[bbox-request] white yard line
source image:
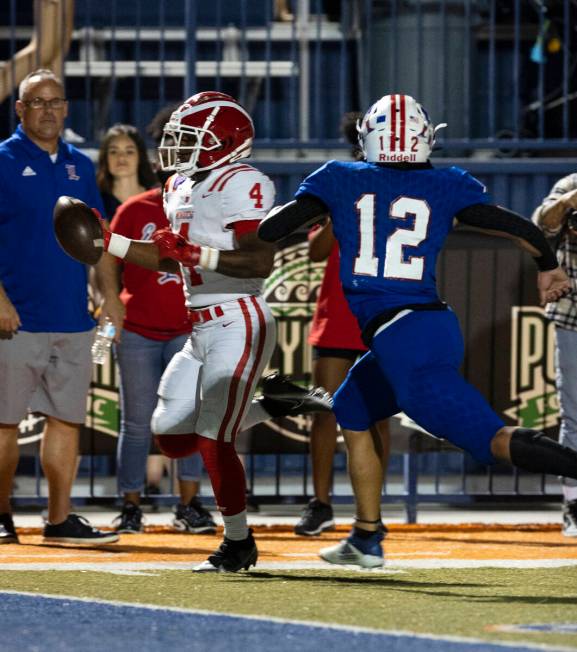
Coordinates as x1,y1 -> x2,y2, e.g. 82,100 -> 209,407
1,558 -> 577,571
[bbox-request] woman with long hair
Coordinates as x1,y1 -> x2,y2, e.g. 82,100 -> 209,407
96,124 -> 158,219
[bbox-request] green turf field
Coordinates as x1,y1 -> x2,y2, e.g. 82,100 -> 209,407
2,568 -> 576,649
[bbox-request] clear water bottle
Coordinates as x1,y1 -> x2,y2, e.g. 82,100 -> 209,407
91,317 -> 116,365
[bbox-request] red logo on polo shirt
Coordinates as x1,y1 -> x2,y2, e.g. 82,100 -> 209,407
65,164 -> 80,180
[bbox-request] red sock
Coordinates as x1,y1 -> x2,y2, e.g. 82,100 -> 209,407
197,436 -> 246,516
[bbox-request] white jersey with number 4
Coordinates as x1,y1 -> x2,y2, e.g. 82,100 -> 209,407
163,163 -> 275,308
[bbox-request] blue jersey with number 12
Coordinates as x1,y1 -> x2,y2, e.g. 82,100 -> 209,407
296,160 -> 491,329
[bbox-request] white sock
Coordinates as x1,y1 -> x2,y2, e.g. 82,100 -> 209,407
563,485 -> 577,502
241,400 -> 270,430
223,510 -> 248,541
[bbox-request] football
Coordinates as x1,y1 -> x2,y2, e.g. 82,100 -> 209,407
53,195 -> 104,265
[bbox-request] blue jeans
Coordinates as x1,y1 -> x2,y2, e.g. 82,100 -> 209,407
555,326 -> 577,488
115,330 -> 202,494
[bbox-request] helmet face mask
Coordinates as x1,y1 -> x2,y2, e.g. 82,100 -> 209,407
358,94 -> 443,164
158,91 -> 254,177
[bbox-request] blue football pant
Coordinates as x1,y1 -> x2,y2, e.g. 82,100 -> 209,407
332,309 -> 504,465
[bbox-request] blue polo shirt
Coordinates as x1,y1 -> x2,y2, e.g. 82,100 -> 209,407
0,125 -> 105,332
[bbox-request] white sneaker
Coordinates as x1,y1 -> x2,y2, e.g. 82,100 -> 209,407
319,531 -> 384,569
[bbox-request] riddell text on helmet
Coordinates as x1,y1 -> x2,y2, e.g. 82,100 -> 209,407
379,153 -> 417,162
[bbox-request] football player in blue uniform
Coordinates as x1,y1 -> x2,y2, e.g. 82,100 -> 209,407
259,94 -> 577,568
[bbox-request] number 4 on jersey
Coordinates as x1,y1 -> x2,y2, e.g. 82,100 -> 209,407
354,194 -> 431,281
249,183 -> 263,209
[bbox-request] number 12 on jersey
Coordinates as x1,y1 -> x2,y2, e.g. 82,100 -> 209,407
353,194 -> 431,281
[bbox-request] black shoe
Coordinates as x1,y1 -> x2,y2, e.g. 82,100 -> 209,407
294,498 -> 335,536
563,499 -> 577,537
113,502 -> 144,534
193,529 -> 258,572
0,513 -> 19,544
43,513 -> 119,545
259,373 -> 333,417
173,498 -> 217,534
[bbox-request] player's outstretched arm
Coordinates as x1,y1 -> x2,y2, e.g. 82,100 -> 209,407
151,228 -> 275,279
99,217 -> 178,273
455,203 -> 572,305
455,203 -> 561,271
258,195 -> 329,242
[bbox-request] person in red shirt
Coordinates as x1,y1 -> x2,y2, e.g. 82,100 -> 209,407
295,112 -> 390,537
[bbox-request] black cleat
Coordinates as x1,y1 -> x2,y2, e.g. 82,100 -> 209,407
259,373 -> 333,417
193,529 -> 258,572
0,513 -> 19,544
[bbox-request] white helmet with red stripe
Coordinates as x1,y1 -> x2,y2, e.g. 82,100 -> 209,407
158,91 -> 254,177
358,94 -> 445,163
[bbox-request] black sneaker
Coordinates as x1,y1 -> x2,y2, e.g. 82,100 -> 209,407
0,513 -> 19,544
563,499 -> 577,537
193,529 -> 258,572
113,502 -> 144,534
173,498 -> 217,534
259,373 -> 333,417
43,513 -> 119,545
294,498 -> 335,536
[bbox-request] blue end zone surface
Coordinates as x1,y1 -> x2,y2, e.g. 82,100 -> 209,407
0,592 -> 545,652
0,592 -> 548,652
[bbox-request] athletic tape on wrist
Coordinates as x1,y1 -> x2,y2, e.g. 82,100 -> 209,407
107,233 -> 131,259
199,246 -> 219,271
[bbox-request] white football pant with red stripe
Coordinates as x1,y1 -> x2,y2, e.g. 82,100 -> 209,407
151,294 -> 276,443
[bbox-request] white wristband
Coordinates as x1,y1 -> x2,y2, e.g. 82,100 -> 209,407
199,246 -> 219,271
107,233 -> 131,259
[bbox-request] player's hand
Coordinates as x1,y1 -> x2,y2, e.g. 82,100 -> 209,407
0,291 -> 21,339
92,208 -> 111,251
537,267 -> 572,306
151,228 -> 201,266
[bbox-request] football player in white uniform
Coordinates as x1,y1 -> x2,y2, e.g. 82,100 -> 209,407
97,91 -> 331,572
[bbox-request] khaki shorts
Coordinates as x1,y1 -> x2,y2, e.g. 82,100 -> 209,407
0,330 -> 95,425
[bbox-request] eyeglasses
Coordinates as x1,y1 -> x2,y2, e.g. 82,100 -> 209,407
22,97 -> 67,110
